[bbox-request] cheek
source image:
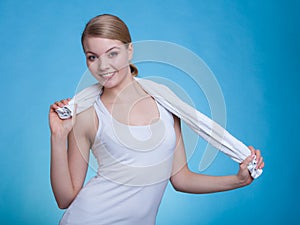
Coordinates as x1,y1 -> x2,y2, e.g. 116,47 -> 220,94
87,61 -> 98,75
113,56 -> 129,69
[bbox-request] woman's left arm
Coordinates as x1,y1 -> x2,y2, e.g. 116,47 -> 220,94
170,116 -> 265,194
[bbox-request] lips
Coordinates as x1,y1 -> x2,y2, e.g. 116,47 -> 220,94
99,71 -> 117,79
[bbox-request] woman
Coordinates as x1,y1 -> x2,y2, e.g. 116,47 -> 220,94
49,14 -> 264,225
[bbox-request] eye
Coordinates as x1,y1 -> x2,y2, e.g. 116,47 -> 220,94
87,55 -> 97,61
107,51 -> 119,58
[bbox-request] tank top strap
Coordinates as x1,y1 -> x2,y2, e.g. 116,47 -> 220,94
156,101 -> 174,127
92,96 -> 106,141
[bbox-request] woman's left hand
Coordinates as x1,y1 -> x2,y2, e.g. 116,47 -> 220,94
237,146 -> 265,186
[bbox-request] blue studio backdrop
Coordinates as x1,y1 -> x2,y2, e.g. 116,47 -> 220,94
0,0 -> 299,224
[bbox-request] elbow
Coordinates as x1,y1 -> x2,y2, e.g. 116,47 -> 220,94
52,188 -> 78,209
170,173 -> 188,193
54,195 -> 74,209
57,199 -> 72,209
171,179 -> 187,193
172,185 -> 184,192
58,202 -> 69,210
170,165 -> 193,193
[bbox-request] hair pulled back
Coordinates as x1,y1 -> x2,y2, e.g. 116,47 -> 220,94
81,14 -> 138,76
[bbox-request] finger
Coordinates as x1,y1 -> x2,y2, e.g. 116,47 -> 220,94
258,161 -> 265,169
56,101 -> 65,108
248,146 -> 255,156
50,103 -> 60,110
240,154 -> 254,170
257,156 -> 264,169
253,149 -> 263,169
255,149 -> 261,158
254,149 -> 260,166
61,99 -> 70,105
50,100 -> 64,112
53,99 -> 69,108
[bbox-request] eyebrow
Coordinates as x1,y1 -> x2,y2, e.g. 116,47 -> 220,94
85,46 -> 121,55
105,46 -> 121,53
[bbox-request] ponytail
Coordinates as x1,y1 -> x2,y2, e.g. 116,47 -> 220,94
130,63 -> 138,77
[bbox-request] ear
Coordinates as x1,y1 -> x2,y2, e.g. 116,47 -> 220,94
127,43 -> 133,61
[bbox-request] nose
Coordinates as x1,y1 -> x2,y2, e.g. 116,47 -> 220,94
97,55 -> 109,72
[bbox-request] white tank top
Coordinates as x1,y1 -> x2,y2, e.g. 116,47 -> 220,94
60,95 -> 176,225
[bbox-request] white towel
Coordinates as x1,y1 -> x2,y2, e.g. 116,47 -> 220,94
56,77 -> 262,179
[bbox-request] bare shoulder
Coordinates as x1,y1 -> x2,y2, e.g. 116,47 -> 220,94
172,114 -> 181,128
73,106 -> 98,145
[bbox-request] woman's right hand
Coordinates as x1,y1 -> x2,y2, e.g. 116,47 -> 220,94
49,98 -> 75,137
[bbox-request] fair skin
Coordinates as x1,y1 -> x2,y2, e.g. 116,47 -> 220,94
49,37 -> 264,209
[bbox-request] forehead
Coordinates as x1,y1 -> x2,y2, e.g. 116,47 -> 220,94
83,37 -> 125,54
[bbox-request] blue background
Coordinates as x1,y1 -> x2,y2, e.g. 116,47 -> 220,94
0,0 -> 299,224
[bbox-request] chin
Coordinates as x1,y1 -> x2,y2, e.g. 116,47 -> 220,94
102,73 -> 122,89
97,69 -> 131,89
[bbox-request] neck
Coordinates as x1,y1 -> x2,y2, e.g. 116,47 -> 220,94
102,76 -> 147,103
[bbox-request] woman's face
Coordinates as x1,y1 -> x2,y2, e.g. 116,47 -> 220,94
83,37 -> 133,88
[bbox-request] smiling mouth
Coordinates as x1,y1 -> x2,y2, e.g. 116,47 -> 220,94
99,71 -> 117,78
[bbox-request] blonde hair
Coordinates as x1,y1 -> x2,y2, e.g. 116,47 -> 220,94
81,14 -> 138,76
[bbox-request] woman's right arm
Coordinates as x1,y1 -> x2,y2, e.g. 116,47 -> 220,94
49,100 -> 93,209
